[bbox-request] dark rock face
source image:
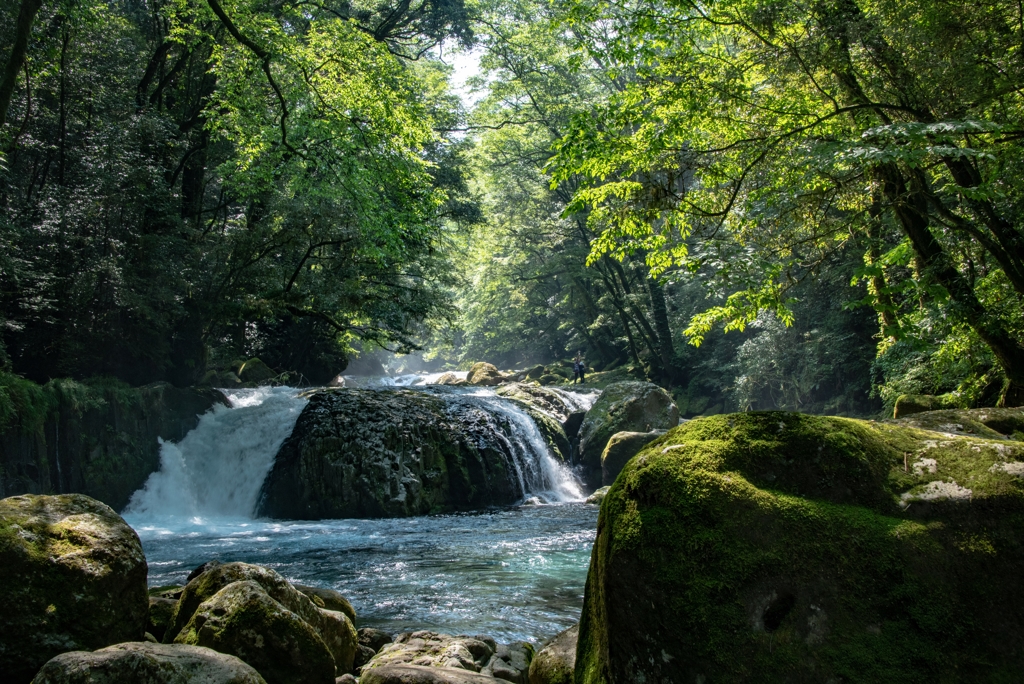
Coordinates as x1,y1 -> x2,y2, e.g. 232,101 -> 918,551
577,382 -> 678,487
30,642 -> 267,684
0,382 -> 225,510
599,430 -> 665,486
576,412 -> 1024,684
0,494 -> 149,683
257,390 -> 536,519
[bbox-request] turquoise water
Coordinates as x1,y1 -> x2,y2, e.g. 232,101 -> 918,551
129,502 -> 598,644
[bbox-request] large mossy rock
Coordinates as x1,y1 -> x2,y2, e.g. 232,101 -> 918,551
258,390 -> 529,518
599,430 -> 664,487
527,623 -> 576,684
173,580 -> 337,684
577,411 -> 1024,684
31,642 -> 266,684
165,562 -> 356,674
893,393 -> 962,418
0,494 -> 149,683
467,363 -> 507,387
577,382 -> 678,487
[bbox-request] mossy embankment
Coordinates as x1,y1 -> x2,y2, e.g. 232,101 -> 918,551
578,411 -> 1024,684
0,372 -> 224,509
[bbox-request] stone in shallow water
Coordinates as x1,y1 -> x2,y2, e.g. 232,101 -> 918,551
30,642 -> 266,684
0,494 -> 148,684
359,627 -> 395,653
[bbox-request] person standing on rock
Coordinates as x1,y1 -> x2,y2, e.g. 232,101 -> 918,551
574,353 -> 586,384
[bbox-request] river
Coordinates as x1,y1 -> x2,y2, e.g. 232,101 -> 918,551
122,377 -> 600,644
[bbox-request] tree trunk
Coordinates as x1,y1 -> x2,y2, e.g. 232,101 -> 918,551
0,0 -> 42,128
876,162 -> 1024,389
646,276 -> 682,383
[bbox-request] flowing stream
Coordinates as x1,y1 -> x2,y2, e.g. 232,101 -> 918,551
123,375 -> 600,643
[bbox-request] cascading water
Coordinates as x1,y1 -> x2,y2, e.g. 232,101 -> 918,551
124,386 -> 307,520
445,387 -> 583,502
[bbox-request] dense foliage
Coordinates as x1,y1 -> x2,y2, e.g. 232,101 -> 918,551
3,0 -> 1021,414
0,0 -> 475,385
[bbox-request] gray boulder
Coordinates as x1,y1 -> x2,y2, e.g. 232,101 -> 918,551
600,430 -> 665,486
361,664 -> 500,684
363,632 -> 530,684
528,624 -> 576,684
0,494 -> 149,683
578,382 -> 678,486
31,642 -> 266,684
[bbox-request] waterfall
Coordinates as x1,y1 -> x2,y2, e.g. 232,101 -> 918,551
452,388 -> 583,503
123,386 -> 307,520
548,387 -> 601,413
125,380 -> 585,522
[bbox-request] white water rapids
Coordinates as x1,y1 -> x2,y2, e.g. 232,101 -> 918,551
124,377 -> 597,521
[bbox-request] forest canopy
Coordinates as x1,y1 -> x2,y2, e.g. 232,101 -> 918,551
2,0 -> 1022,414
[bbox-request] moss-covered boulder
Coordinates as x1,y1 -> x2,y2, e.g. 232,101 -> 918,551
528,623 -> 576,684
257,390 -> 532,518
893,393 -> 962,418
31,642 -> 267,684
0,494 -> 149,683
892,406 -> 1024,440
165,562 -> 356,674
576,411 -> 1024,684
467,363 -> 507,387
235,358 -> 278,386
174,580 -> 336,684
599,430 -> 665,487
577,382 -> 678,487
